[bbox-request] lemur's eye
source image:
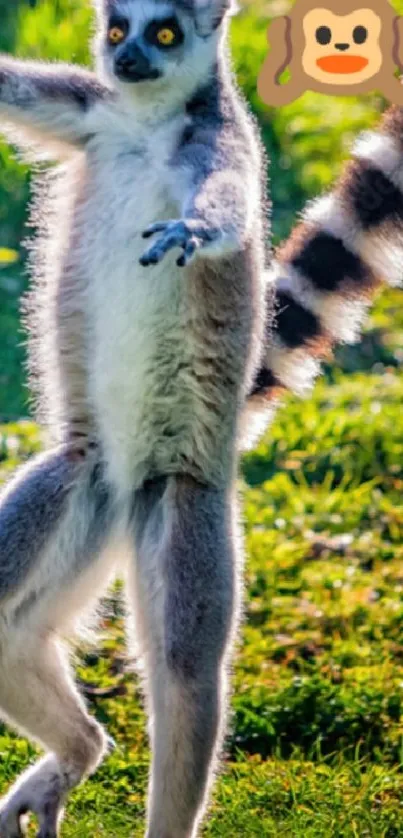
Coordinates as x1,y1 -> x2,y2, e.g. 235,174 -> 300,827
108,26 -> 127,45
144,18 -> 184,49
156,28 -> 176,46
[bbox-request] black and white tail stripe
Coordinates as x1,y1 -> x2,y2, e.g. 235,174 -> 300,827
244,105 -> 403,445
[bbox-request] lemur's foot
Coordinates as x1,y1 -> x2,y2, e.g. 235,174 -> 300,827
0,756 -> 70,838
140,218 -> 231,267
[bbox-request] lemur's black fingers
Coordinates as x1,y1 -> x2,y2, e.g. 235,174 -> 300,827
142,221 -> 171,239
140,231 -> 188,266
139,250 -> 166,267
141,220 -> 219,266
177,237 -> 198,267
139,253 -> 158,267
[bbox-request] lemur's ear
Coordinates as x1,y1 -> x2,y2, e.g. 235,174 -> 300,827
193,0 -> 237,37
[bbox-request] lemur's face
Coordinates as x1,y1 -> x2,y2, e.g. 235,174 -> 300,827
96,0 -> 220,88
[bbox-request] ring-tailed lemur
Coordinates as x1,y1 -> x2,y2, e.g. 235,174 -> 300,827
0,1 -> 402,837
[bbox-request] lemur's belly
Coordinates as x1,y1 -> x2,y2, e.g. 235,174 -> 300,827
92,250 -> 215,492
84,150 -> 234,493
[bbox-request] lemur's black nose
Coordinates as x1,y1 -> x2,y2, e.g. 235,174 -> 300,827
115,44 -> 161,83
116,48 -> 148,78
334,43 -> 350,51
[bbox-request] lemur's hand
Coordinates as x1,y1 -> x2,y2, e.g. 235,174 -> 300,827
140,219 -> 227,268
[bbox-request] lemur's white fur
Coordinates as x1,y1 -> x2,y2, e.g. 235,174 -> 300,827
86,115 -> 214,493
305,180 -> 403,288
353,131 -> 403,193
273,263 -> 370,345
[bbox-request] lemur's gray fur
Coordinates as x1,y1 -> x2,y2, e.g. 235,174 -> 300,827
1,0 -> 403,836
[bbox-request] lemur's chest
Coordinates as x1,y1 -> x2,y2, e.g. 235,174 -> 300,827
80,121 -> 223,488
84,121 -> 188,368
86,120 -> 185,249
84,120 -> 188,362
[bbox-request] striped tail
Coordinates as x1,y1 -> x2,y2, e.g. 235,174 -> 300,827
243,105 -> 403,448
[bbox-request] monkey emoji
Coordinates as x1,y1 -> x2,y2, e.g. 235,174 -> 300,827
258,0 -> 403,106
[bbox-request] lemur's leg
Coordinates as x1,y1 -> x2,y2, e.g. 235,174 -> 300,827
0,59 -> 111,150
0,643 -> 106,838
0,447 -> 116,838
129,475 -> 239,838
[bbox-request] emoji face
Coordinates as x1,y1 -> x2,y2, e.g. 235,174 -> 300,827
302,8 -> 383,85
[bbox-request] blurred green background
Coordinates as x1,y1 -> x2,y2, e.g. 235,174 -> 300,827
0,2 -> 402,836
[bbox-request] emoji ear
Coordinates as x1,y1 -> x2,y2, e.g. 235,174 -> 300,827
193,0 -> 237,37
257,16 -> 306,108
393,16 -> 403,72
259,16 -> 293,88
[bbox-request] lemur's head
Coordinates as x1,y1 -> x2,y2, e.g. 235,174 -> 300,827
94,0 -> 232,90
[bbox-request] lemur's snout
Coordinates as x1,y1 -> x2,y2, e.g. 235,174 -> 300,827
115,43 -> 161,83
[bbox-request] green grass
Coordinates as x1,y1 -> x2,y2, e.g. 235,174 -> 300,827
0,289 -> 402,836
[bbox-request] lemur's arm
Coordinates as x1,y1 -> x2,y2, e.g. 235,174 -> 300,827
242,106 -> 403,448
0,58 -> 111,151
140,90 -> 256,267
